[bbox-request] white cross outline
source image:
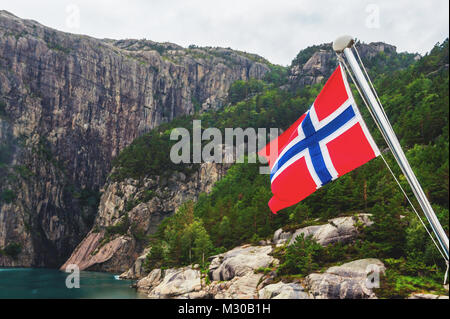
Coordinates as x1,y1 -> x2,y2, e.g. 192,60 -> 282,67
271,65 -> 380,187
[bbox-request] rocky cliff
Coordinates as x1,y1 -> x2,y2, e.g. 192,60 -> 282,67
0,10 -> 411,271
60,40 -> 404,273
288,42 -> 397,89
0,10 -> 269,267
61,163 -> 229,272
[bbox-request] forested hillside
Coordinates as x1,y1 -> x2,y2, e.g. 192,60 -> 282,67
110,39 -> 449,297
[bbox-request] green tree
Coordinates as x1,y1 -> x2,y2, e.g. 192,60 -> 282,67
278,234 -> 324,275
193,223 -> 214,267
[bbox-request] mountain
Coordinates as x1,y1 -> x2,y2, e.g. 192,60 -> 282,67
59,36 -> 419,275
0,10 -> 270,267
60,39 -> 448,299
0,11 -> 448,299
0,10 -> 417,268
287,41 -> 415,89
103,38 -> 448,299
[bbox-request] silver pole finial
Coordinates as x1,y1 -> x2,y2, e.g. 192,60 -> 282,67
333,35 -> 355,53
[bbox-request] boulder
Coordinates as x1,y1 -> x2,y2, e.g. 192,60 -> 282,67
305,258 -> 385,299
119,248 -> 150,279
273,214 -> 372,247
408,293 -> 449,299
136,268 -> 162,293
147,267 -> 202,299
209,245 -> 274,281
211,273 -> 264,299
325,258 -> 385,278
259,282 -> 311,299
289,225 -> 322,245
273,228 -> 294,245
290,214 -> 372,246
200,244 -> 279,299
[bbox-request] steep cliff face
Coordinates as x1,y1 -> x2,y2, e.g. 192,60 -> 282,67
288,42 -> 397,88
0,10 -> 412,270
0,10 -> 269,267
61,163 -> 229,273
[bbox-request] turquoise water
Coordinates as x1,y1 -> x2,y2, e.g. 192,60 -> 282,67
0,268 -> 145,299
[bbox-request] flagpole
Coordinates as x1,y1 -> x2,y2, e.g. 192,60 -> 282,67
333,35 -> 449,261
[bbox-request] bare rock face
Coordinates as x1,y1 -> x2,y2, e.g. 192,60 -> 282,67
209,245 -> 275,281
0,10 -> 268,267
273,214 -> 372,246
258,282 -> 311,299
119,248 -> 150,280
135,268 -> 163,294
61,162 -> 229,273
289,42 -> 397,89
137,244 -> 277,299
304,258 -> 385,299
202,244 -> 277,299
133,242 -> 386,299
272,228 -> 293,245
408,293 -> 449,299
136,266 -> 208,299
131,219 -> 386,300
289,49 -> 336,87
59,230 -> 133,272
209,272 -> 264,299
136,266 -> 211,299
147,267 -> 203,299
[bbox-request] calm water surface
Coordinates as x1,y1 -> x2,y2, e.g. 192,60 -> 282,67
0,268 -> 146,299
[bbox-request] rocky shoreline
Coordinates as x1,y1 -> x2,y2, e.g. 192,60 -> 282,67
120,215 -> 447,299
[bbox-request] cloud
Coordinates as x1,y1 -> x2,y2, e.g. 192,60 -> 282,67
0,0 -> 448,65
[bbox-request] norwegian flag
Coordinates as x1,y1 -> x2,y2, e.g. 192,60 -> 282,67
259,64 -> 380,213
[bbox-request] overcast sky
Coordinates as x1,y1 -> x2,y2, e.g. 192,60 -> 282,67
1,0 -> 448,65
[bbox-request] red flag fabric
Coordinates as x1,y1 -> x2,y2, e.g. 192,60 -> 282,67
259,64 -> 380,213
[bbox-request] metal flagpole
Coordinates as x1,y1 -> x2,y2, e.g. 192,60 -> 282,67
332,35 -> 449,261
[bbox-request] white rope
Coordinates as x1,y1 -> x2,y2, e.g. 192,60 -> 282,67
351,44 -> 448,263
353,44 -> 395,132
337,54 -> 447,263
379,153 -> 447,263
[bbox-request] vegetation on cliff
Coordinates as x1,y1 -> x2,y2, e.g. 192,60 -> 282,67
110,40 -> 450,297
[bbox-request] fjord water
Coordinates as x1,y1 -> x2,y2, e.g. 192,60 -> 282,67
0,268 -> 144,299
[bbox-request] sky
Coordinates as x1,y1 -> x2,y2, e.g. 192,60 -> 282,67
0,0 -> 448,65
